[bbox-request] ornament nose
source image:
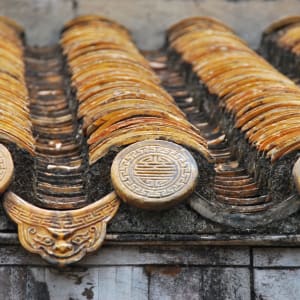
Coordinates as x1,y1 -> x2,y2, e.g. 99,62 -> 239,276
54,242 -> 73,254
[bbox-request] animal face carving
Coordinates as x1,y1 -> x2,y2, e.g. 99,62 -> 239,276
18,222 -> 105,265
3,191 -> 120,266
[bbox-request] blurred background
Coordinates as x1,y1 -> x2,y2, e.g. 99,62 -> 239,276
0,0 -> 298,49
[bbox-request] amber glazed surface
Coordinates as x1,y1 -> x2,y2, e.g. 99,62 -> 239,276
166,16 -> 300,227
1,15 -> 212,266
1,15 -> 300,266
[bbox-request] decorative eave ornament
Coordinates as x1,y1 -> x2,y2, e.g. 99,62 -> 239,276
3,191 -> 120,266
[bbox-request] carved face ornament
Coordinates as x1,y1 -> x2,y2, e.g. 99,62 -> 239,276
3,191 -> 120,266
21,223 -> 105,262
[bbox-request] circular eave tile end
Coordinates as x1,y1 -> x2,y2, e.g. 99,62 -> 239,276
0,144 -> 14,194
111,140 -> 199,210
293,157 -> 300,195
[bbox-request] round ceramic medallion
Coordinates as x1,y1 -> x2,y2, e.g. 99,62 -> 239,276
111,140 -> 198,209
0,144 -> 14,194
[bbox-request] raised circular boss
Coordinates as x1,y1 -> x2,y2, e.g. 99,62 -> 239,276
0,144 -> 14,194
111,140 -> 199,209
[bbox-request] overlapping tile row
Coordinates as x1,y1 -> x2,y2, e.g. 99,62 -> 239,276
60,15 -> 212,166
0,17 -> 34,154
260,16 -> 300,78
1,16 -> 120,267
167,17 -> 300,226
25,45 -> 88,209
0,18 -> 35,200
147,51 -> 270,228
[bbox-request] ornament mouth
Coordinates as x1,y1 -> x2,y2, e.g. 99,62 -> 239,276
39,244 -> 83,260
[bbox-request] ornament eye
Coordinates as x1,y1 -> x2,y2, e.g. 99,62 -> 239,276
43,238 -> 54,246
71,234 -> 88,245
72,237 -> 82,244
34,235 -> 54,246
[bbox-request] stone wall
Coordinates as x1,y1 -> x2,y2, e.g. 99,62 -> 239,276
1,244 -> 300,299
